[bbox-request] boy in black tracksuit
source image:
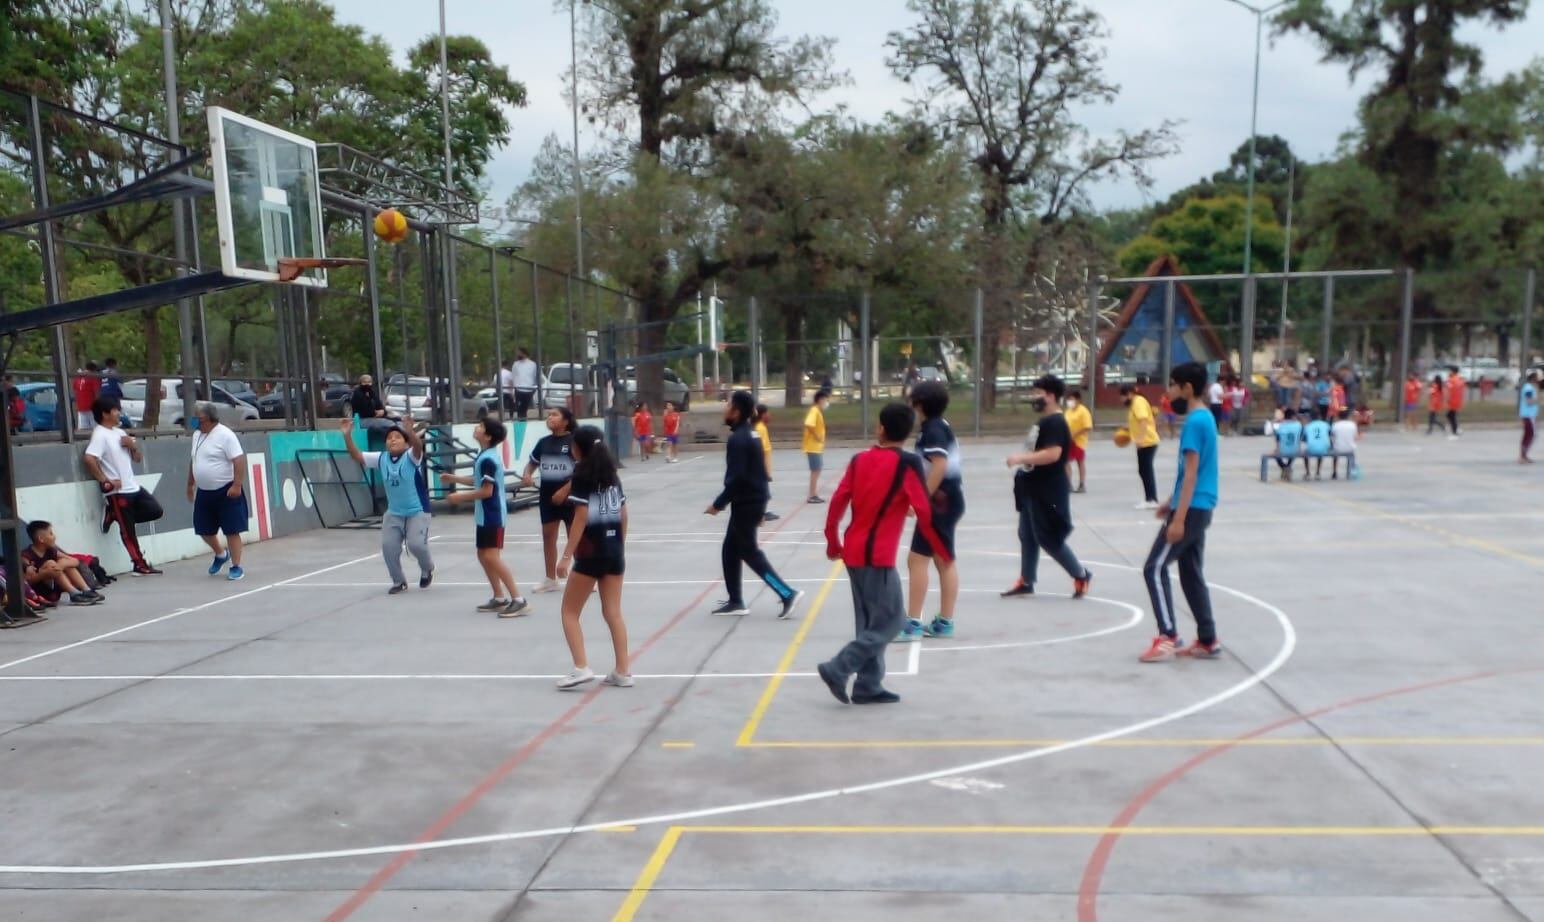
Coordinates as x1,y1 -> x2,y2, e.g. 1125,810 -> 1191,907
705,390 -> 803,618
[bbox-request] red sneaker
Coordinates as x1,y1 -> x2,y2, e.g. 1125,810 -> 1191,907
1178,639 -> 1223,659
1072,571 -> 1092,599
1139,636 -> 1177,663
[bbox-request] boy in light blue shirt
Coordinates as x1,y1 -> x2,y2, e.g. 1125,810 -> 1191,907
1521,370 -> 1539,463
1304,416 -> 1332,480
1273,408 -> 1304,481
1139,362 -> 1220,663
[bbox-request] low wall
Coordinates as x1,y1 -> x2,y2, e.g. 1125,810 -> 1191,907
11,417 -> 598,575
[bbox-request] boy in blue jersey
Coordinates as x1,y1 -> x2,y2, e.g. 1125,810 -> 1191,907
441,419 -> 529,617
1519,370 -> 1538,463
1303,414 -> 1333,481
1273,409 -> 1304,481
341,418 -> 434,595
1139,362 -> 1221,663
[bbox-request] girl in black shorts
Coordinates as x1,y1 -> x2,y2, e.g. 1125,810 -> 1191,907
521,407 -> 577,594
555,425 -> 631,691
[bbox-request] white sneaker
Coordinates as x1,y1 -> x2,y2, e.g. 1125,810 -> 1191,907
603,672 -> 634,687
557,667 -> 596,690
1134,500 -> 1160,510
535,578 -> 561,594
1447,434 -> 1460,441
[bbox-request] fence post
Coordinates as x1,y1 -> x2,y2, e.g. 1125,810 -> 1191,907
749,295 -> 760,403
530,261 -> 543,409
973,288 -> 984,438
489,246 -> 503,420
860,291 -> 871,442
1396,268 -> 1415,424
1161,280 -> 1176,389
26,95 -> 72,444
1521,267 -> 1536,374
1321,274 -> 1335,370
364,216 -> 385,390
1240,275 -> 1257,421
1085,278 -> 1100,411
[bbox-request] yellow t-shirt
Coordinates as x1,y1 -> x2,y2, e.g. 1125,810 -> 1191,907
1128,394 -> 1160,448
755,420 -> 772,469
1065,403 -> 1093,449
802,405 -> 826,454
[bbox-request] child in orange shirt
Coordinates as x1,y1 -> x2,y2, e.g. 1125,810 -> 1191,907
662,401 -> 681,463
1402,374 -> 1421,431
1426,375 -> 1444,435
632,402 -> 655,460
1444,369 -> 1465,439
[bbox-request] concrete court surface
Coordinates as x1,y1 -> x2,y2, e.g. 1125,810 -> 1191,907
0,422 -> 1542,922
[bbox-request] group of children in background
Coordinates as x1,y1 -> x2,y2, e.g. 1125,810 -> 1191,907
1268,406 -> 1363,480
630,401 -> 683,462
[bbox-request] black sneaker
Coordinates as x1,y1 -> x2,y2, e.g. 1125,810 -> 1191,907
851,689 -> 901,705
778,589 -> 805,620
132,565 -> 163,576
419,570 -> 434,589
1000,581 -> 1034,598
807,496 -> 825,504
762,512 -> 780,522
816,661 -> 850,704
388,583 -> 409,595
711,600 -> 749,616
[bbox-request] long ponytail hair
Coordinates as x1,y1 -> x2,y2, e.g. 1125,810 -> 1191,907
572,425 -> 620,490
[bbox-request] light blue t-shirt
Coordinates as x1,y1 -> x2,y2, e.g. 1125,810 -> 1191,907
1521,383 -> 1539,420
473,448 -> 506,528
1275,420 -> 1304,455
1173,410 -> 1219,511
1304,420 -> 1332,456
365,449 -> 427,517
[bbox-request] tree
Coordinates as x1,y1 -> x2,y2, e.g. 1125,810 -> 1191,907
886,0 -> 1177,403
576,0 -> 840,405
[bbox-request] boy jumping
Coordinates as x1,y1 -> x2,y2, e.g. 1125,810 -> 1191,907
817,403 -> 952,706
1139,361 -> 1222,663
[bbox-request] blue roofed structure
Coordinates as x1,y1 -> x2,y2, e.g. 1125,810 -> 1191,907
1097,255 -> 1228,380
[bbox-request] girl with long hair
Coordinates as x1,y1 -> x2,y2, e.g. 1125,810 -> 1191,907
555,426 -> 631,690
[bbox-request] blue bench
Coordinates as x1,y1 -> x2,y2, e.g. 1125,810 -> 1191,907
1260,452 -> 1356,482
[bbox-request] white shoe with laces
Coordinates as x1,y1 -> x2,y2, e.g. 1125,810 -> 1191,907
603,672 -> 634,687
556,667 -> 596,690
535,578 -> 561,594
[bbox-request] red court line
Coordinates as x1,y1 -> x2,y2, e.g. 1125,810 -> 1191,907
1075,667 -> 1540,922
322,484 -> 823,921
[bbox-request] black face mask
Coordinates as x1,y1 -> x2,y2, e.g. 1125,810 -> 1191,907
1122,398 -> 1132,407
1171,397 -> 1190,416
1030,397 -> 1048,413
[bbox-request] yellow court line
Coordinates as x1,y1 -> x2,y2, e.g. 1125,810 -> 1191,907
734,559 -> 844,747
610,823 -> 1544,920
738,736 -> 1544,750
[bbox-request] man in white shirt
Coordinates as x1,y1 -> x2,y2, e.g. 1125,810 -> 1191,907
498,361 -> 517,417
186,403 -> 249,580
81,396 -> 163,575
512,348 -> 540,420
1207,377 -> 1226,431
1330,408 -> 1360,480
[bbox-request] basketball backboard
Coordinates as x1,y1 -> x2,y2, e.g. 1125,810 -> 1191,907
207,107 -> 328,288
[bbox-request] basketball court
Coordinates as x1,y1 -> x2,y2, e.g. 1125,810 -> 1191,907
1,426 -> 1541,921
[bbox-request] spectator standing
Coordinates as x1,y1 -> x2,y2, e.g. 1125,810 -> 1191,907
73,362 -> 100,432
803,389 -> 830,503
1121,384 -> 1161,509
498,360 -> 516,416
1225,377 -> 1248,435
1207,375 -> 1226,429
82,397 -> 163,575
5,375 -> 23,434
100,358 -> 123,401
1402,374 -> 1422,432
1520,370 -> 1539,464
186,403 -> 250,581
512,348 -> 540,420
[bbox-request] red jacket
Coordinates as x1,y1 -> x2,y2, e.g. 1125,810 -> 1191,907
825,447 -> 952,568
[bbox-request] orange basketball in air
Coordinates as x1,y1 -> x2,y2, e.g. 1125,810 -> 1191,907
373,208 -> 409,244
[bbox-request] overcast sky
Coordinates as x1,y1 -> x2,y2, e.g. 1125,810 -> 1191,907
326,0 -> 1541,218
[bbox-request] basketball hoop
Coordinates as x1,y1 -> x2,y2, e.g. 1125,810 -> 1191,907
276,257 -> 368,282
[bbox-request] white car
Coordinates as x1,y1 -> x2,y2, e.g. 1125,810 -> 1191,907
384,376 -> 437,422
118,379 -> 259,430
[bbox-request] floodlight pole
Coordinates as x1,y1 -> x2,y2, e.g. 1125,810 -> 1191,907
159,0 -> 197,429
570,0 -> 587,301
1224,0 -> 1289,278
439,1 -> 462,423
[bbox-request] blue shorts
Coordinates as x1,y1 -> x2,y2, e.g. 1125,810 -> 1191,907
193,486 -> 250,537
806,452 -> 823,471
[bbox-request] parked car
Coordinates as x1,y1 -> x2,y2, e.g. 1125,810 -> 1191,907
1450,357 -> 1521,389
15,382 -> 59,432
119,379 -> 258,430
542,363 -> 596,412
622,366 -> 691,410
384,376 -> 437,422
464,387 -> 500,418
213,379 -> 260,406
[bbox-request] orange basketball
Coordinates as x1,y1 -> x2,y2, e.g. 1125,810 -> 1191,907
1113,427 -> 1132,448
373,208 -> 409,244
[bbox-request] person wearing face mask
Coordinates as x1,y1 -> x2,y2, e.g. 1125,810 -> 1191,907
1120,383 -> 1161,509
1000,375 -> 1093,600
1063,388 -> 1093,494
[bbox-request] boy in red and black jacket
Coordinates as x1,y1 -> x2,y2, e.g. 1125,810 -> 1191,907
817,403 -> 952,706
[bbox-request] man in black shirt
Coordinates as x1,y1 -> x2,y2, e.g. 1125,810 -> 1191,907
705,390 -> 803,618
1001,374 -> 1093,599
350,374 -> 387,421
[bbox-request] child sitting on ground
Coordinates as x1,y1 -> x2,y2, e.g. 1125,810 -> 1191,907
22,520 -> 104,606
1353,403 -> 1375,434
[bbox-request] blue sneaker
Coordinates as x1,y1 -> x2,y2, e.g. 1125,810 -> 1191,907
892,619 -> 925,643
208,552 -> 230,576
924,617 -> 954,638
227,565 -> 245,581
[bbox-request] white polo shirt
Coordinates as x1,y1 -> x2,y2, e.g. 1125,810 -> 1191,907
85,425 -> 141,495
191,423 -> 245,490
513,358 -> 539,391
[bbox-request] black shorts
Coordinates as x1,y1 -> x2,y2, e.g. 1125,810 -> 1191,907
539,498 -> 575,526
572,555 -> 625,578
911,487 -> 964,559
475,525 -> 505,550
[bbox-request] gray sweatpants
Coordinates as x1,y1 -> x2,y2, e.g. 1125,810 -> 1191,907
822,566 -> 905,698
382,512 -> 433,586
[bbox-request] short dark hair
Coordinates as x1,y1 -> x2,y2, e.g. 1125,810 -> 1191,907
879,402 -> 914,442
1170,362 -> 1208,396
25,520 -> 50,542
1068,388 -> 1083,399
1032,374 -> 1065,399
104,357 -> 117,368
729,389 -> 756,421
1283,408 -> 1296,419
814,389 -> 832,403
909,380 -> 949,419
1338,408 -> 1351,420
91,395 -> 120,423
1119,383 -> 1135,396
481,418 -> 507,447
754,402 -> 769,419
83,361 -> 98,372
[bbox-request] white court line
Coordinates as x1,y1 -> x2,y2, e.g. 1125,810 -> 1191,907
0,553 -> 380,674
430,538 -> 825,546
0,671 -> 903,682
923,595 -> 1143,653
907,638 -> 921,675
0,561 -> 1294,874
278,578 -> 843,588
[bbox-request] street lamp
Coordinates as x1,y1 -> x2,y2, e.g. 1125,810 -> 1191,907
1223,0 -> 1290,277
